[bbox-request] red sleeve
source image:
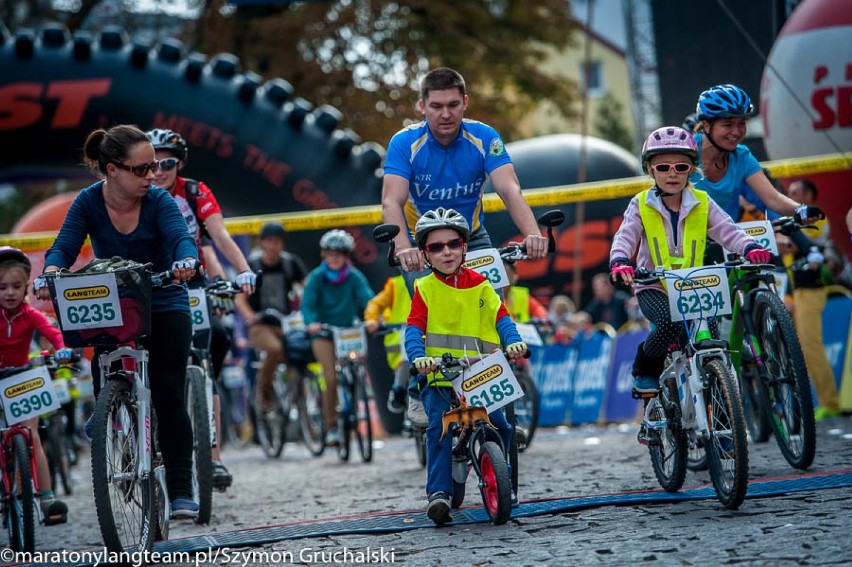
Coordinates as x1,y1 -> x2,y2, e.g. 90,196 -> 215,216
195,181 -> 223,222
26,305 -> 65,350
496,301 -> 510,322
406,288 -> 428,333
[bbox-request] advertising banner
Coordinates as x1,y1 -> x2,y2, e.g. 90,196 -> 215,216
570,331 -> 614,425
529,343 -> 579,426
603,328 -> 648,423
823,295 -> 852,410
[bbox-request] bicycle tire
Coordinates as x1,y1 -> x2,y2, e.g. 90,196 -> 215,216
686,445 -> 708,471
255,374 -> 289,459
45,419 -> 72,495
90,378 -> 155,553
9,433 -> 36,552
297,370 -> 326,456
751,290 -> 816,469
477,440 -> 512,525
150,411 -> 169,543
739,361 -> 771,443
413,426 -> 427,468
514,371 -> 540,451
354,364 -> 374,463
185,367 -> 213,524
504,402 -> 519,492
703,359 -> 749,510
337,364 -> 353,462
648,380 -> 688,492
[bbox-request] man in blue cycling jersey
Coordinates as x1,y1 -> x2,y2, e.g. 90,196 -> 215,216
381,67 -> 547,280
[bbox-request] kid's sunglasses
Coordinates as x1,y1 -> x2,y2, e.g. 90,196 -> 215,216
424,238 -> 464,254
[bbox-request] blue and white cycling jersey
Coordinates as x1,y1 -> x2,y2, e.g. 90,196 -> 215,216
384,118 -> 512,241
690,132 -> 762,219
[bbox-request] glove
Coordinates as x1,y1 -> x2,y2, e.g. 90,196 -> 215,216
413,356 -> 436,371
171,258 -> 198,272
611,262 -> 634,280
745,248 -> 771,264
55,348 -> 74,363
236,270 -> 256,287
506,342 -> 528,356
806,247 -> 825,264
32,275 -> 49,294
794,204 -> 825,224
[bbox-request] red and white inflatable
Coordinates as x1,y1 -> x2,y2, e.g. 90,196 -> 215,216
761,0 -> 852,256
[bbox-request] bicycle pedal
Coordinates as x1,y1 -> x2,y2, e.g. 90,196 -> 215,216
632,390 -> 657,400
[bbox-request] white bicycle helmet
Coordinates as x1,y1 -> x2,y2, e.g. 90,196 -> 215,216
319,229 -> 355,253
414,207 -> 470,248
146,128 -> 188,161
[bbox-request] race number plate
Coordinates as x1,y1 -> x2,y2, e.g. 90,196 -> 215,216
188,289 -> 211,332
464,248 -> 509,289
54,273 -> 124,331
53,378 -> 72,405
515,322 -> 544,347
727,220 -> 778,256
333,326 -> 367,358
451,351 -> 523,413
0,367 -> 61,426
667,266 -> 732,321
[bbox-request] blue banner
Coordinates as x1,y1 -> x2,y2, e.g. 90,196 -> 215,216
570,331 -> 614,425
603,328 -> 648,423
530,343 -> 578,426
823,296 -> 852,390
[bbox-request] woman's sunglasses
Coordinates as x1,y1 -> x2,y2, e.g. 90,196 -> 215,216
113,161 -> 159,177
652,162 -> 692,173
424,238 -> 464,254
158,158 -> 180,171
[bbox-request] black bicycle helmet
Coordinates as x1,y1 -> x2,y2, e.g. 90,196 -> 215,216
146,128 -> 188,161
0,247 -> 31,271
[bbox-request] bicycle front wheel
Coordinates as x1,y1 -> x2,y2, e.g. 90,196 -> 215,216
353,363 -> 374,463
185,367 -> 213,524
7,433 -> 36,552
703,359 -> 749,510
477,440 -> 512,525
752,290 -> 816,469
297,369 -> 326,457
256,376 -> 289,459
91,378 -> 155,553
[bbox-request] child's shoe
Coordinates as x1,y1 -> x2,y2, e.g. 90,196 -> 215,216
426,491 -> 452,526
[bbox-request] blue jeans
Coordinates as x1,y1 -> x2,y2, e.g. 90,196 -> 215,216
421,385 -> 513,497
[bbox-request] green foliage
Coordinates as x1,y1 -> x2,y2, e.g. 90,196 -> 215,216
199,0 -> 580,144
594,91 -> 633,152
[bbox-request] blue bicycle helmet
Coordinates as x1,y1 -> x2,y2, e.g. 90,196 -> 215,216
696,84 -> 756,120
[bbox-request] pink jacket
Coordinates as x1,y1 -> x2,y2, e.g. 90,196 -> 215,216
1,304 -> 65,368
610,186 -> 757,293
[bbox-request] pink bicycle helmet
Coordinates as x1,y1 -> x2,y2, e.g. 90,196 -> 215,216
641,126 -> 698,169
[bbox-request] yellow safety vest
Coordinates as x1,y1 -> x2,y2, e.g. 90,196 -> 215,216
506,286 -> 530,323
638,188 -> 708,273
416,273 -> 502,387
383,276 -> 411,370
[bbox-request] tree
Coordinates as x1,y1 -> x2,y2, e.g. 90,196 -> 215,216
594,91 -> 633,153
198,0 -> 580,144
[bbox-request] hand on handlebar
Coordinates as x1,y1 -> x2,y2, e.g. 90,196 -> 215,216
745,247 -> 771,264
365,320 -> 380,334
395,247 -> 425,273
522,234 -> 548,260
794,204 -> 825,225
307,322 -> 322,335
611,262 -> 635,285
506,341 -> 528,361
235,270 -> 256,295
413,356 -> 437,375
170,258 -> 198,282
55,348 -> 74,364
33,273 -> 53,301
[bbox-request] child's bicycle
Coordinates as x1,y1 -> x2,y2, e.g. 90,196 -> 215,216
45,259 -> 176,553
0,352 -> 76,551
632,266 -> 749,510
724,216 -> 816,470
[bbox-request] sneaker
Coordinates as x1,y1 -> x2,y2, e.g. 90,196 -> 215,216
387,385 -> 407,414
632,376 -> 659,395
170,498 -> 199,520
41,498 -> 68,526
510,489 -> 519,507
814,406 -> 842,422
407,397 -> 428,427
211,460 -> 233,490
515,426 -> 529,449
83,413 -> 94,441
325,428 -> 341,447
426,491 -> 452,526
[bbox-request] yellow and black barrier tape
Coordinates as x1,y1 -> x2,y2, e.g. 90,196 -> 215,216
2,151 -> 849,249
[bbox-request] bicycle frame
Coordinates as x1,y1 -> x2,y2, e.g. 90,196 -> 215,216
726,265 -> 778,376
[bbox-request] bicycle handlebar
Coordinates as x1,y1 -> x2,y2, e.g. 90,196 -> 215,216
771,216 -> 818,237
0,352 -> 82,380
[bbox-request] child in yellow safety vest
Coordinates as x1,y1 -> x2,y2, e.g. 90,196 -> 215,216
364,275 -> 412,414
404,207 -> 528,526
609,126 -> 770,397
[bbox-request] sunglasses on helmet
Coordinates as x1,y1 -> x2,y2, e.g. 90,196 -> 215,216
652,162 -> 692,174
424,238 -> 464,254
113,161 -> 159,177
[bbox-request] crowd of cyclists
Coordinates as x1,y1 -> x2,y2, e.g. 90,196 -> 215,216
0,65 -> 844,543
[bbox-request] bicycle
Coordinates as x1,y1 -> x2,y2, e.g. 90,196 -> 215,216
45,261 -> 174,553
724,216 -> 816,470
39,359 -> 81,496
0,352 -> 73,551
632,265 -> 749,510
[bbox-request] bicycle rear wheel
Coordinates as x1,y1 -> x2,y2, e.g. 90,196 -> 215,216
297,370 -> 326,456
514,371 -> 540,451
256,375 -> 289,459
7,433 -> 36,552
477,440 -> 512,525
752,290 -> 816,469
45,418 -> 73,495
353,364 -> 373,463
185,367 -> 213,524
337,364 -> 353,462
91,378 -> 155,553
648,380 -> 687,492
703,359 -> 749,510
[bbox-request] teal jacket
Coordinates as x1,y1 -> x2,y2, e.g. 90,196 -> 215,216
300,263 -> 375,328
